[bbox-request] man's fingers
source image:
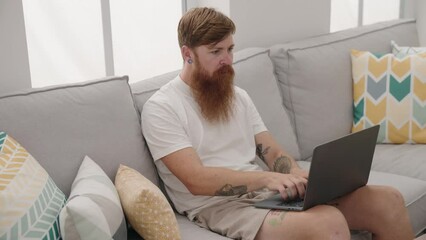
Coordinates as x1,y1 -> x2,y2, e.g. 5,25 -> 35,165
274,174 -> 308,200
285,188 -> 293,199
298,177 -> 308,198
277,187 -> 288,200
289,176 -> 307,199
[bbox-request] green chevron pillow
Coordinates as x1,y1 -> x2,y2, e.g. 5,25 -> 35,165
351,50 -> 426,143
59,156 -> 127,240
0,131 -> 66,239
391,40 -> 426,58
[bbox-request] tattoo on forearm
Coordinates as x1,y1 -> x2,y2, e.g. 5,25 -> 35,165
215,184 -> 248,196
268,210 -> 287,227
273,155 -> 293,173
256,144 -> 270,162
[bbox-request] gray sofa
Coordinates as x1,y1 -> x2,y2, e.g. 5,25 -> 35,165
0,18 -> 425,239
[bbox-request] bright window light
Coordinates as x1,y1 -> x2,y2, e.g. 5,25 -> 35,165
22,0 -> 106,88
330,0 -> 401,33
110,1 -> 182,83
330,0 -> 359,32
363,0 -> 400,25
22,1 -> 182,87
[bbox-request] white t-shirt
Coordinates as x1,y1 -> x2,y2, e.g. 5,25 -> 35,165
141,76 -> 267,219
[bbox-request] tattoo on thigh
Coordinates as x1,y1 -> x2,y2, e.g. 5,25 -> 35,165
273,155 -> 292,173
268,210 -> 287,227
215,184 -> 248,196
256,144 -> 270,162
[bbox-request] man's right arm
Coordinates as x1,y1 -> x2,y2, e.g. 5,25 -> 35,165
161,147 -> 306,198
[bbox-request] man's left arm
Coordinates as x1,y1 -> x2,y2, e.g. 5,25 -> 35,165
255,131 -> 308,179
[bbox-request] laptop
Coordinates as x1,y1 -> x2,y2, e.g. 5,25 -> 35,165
254,125 -> 380,211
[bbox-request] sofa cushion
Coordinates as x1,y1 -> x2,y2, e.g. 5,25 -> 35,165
372,144 -> 426,181
175,214 -> 232,240
0,132 -> 66,240
131,47 -> 300,160
115,164 -> 181,240
0,76 -> 157,195
269,19 -> 419,159
351,50 -> 426,143
131,70 -> 181,112
233,48 -> 300,159
59,156 -> 127,240
392,40 -> 426,58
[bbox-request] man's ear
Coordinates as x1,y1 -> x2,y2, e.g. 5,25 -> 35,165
181,45 -> 193,63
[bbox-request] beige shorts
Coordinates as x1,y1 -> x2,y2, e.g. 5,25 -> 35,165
192,190 -> 278,240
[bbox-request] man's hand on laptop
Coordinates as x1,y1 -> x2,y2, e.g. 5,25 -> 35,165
264,172 -> 308,201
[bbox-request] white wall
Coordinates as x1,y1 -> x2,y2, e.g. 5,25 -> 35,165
402,0 -> 425,46
192,0 -> 230,16
416,0 -> 426,45
402,0 -> 416,18
0,0 -> 31,94
231,0 -> 330,50
189,0 -> 331,50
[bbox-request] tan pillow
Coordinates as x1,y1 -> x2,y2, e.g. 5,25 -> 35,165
115,164 -> 181,240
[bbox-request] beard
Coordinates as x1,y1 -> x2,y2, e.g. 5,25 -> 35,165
190,60 -> 235,123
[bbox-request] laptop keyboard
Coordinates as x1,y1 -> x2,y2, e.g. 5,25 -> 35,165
279,199 -> 305,207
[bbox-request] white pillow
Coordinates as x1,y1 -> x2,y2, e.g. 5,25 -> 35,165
59,156 -> 127,240
391,40 -> 426,58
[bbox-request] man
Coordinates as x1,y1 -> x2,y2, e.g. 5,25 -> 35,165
142,7 -> 414,240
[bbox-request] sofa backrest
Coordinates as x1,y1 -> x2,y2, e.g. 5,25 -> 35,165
0,76 -> 158,196
269,19 -> 419,160
131,47 -> 301,161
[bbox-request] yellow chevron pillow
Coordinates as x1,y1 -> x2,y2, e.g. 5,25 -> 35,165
0,132 -> 66,239
351,50 -> 426,143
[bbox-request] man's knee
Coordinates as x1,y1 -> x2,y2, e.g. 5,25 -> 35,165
384,186 -> 405,205
303,205 -> 350,239
370,186 -> 406,220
